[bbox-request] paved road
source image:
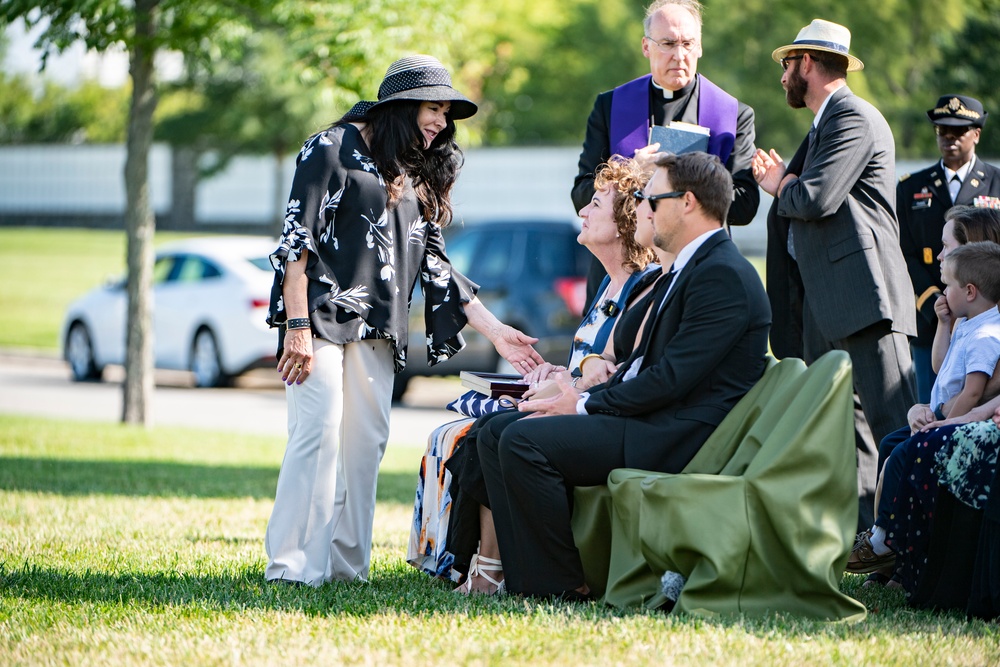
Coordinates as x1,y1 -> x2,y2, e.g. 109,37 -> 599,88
0,351 -> 463,448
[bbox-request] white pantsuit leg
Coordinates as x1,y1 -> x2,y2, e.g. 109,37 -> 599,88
264,338 -> 394,586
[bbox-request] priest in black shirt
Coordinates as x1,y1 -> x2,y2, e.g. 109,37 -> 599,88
572,0 -> 759,302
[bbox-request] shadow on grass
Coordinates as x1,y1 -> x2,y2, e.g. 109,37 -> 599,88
0,562 -> 989,637
0,561 -> 502,618
0,456 -> 419,503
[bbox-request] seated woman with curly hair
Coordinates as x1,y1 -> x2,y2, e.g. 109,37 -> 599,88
408,157 -> 669,593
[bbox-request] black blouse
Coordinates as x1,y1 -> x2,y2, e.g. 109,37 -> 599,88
612,269 -> 664,362
266,124 -> 479,372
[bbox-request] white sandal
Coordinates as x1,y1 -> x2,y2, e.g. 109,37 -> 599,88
455,554 -> 505,595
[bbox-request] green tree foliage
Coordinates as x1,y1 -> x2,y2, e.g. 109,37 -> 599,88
465,0 -> 646,145
1,0 -> 280,425
703,0 -> 970,159
8,0 -> 997,159
934,0 -> 1000,158
151,0 -> 471,229
0,74 -> 128,143
276,0 -> 472,140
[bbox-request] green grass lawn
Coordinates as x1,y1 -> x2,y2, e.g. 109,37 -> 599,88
0,227 -> 208,351
2,227 -> 997,664
2,414 -> 999,666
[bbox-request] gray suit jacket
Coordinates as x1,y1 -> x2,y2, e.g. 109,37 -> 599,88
766,85 -> 916,359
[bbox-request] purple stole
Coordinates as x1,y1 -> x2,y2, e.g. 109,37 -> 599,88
609,74 -> 738,164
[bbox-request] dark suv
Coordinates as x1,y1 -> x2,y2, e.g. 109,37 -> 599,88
394,219 -> 591,400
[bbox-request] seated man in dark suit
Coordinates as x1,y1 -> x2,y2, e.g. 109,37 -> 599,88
479,152 -> 771,600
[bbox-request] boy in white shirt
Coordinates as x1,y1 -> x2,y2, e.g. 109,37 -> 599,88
918,242 -> 1000,425
849,241 -> 1000,576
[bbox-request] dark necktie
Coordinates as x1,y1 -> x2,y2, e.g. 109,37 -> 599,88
787,127 -> 816,260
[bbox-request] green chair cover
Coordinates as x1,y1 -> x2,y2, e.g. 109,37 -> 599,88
572,351 -> 866,621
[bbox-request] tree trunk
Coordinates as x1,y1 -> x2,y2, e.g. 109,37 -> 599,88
169,145 -> 199,230
272,148 -> 286,236
121,0 -> 159,425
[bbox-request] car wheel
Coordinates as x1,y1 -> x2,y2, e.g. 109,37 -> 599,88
191,328 -> 229,388
66,321 -> 102,381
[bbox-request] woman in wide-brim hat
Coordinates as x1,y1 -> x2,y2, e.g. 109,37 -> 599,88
262,55 -> 544,587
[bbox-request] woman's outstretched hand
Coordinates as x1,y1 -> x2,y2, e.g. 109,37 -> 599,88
463,297 -> 543,373
493,324 -> 543,374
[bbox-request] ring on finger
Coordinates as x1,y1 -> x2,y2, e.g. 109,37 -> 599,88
294,363 -> 303,369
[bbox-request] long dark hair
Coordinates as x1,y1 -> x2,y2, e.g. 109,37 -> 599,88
336,100 -> 463,225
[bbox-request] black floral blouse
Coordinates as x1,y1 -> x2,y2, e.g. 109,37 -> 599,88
266,124 -> 479,372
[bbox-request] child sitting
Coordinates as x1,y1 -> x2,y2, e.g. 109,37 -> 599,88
848,241 -> 1000,578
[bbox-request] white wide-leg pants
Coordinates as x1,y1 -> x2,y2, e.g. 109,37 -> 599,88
264,338 -> 394,586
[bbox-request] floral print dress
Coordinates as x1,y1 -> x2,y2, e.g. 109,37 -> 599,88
266,124 -> 478,371
884,420 -> 1000,593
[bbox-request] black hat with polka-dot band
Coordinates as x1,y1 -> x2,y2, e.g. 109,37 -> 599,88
344,55 -> 477,121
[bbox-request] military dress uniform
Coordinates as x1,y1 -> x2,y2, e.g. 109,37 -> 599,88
897,95 -> 1000,402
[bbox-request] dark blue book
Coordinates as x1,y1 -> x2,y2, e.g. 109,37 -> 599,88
648,121 -> 711,155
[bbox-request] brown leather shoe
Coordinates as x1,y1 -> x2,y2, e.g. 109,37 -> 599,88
846,530 -> 896,574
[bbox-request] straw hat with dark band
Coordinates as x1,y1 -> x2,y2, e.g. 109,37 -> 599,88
771,19 -> 864,73
344,55 -> 478,121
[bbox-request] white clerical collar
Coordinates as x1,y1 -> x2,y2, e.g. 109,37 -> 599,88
942,156 -> 976,183
651,79 -> 675,100
651,77 -> 695,101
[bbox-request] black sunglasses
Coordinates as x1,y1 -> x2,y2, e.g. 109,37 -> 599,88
633,190 -> 686,212
935,125 -> 975,138
780,55 -> 805,71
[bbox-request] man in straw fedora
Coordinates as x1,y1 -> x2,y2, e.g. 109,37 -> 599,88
752,19 -> 916,531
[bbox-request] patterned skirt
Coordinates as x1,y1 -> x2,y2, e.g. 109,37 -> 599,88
406,417 -> 474,580
885,420 -> 1000,593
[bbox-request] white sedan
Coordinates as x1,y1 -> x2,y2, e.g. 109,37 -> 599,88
62,236 -> 279,387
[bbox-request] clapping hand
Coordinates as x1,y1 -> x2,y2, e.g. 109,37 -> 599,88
752,148 -> 794,197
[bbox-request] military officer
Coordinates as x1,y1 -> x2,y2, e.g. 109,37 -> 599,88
898,94 -> 1000,402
